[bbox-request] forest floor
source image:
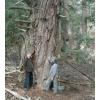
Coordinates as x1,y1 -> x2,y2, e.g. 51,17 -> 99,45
5,62 -> 95,100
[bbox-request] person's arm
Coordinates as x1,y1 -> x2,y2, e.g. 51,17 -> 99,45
20,65 -> 24,71
50,64 -> 57,80
20,58 -> 26,71
55,65 -> 58,78
53,64 -> 58,80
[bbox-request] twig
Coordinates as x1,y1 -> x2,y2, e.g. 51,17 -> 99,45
17,28 -> 27,32
9,6 -> 31,11
59,15 -> 67,18
17,26 -> 31,29
15,19 -> 32,23
14,0 -> 23,6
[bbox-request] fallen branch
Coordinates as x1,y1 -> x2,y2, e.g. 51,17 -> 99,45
17,28 -> 27,32
66,61 -> 95,82
5,70 -> 20,75
5,88 -> 30,100
10,83 -> 16,86
5,76 -> 13,78
58,78 -> 94,85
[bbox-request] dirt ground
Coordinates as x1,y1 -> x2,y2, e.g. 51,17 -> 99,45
5,64 -> 95,100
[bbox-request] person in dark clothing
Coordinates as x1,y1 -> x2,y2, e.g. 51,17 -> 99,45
20,53 -> 34,91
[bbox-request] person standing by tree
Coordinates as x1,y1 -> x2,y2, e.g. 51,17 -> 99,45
20,53 -> 34,91
45,57 -> 58,94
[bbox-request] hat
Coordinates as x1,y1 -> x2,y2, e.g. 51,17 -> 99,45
27,53 -> 31,58
49,56 -> 57,64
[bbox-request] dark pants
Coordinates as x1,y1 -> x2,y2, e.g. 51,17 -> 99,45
24,72 -> 33,89
49,81 -> 53,90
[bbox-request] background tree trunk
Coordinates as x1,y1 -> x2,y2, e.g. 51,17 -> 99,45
81,0 -> 87,34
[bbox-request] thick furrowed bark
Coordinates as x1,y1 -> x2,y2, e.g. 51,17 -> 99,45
34,0 -> 59,88
20,0 -> 60,89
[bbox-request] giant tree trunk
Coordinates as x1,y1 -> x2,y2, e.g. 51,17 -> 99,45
20,0 -> 61,89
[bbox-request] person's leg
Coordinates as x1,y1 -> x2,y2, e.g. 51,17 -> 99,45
30,72 -> 33,87
49,80 -> 53,90
24,72 -> 30,90
26,72 -> 30,90
45,77 -> 51,91
53,78 -> 58,94
24,72 -> 27,88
